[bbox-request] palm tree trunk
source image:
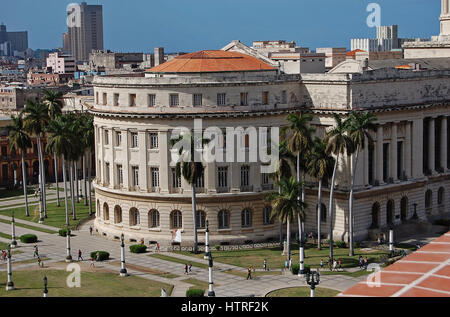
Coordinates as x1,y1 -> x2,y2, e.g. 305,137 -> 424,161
328,153 -> 340,262
69,161 -> 76,220
54,153 -> 60,207
287,218 -> 291,262
317,179 -> 322,250
62,155 -> 69,226
83,154 -> 87,206
191,183 -> 198,253
21,151 -> 29,217
349,147 -> 360,257
88,151 -> 93,216
296,155 -> 304,273
75,161 -> 80,203
278,175 -> 283,249
36,136 -> 46,218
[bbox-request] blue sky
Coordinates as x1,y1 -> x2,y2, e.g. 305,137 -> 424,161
0,0 -> 441,53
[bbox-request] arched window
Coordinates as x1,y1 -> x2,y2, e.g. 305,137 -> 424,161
425,190 -> 432,209
386,200 -> 395,226
114,205 -> 122,224
103,203 -> 109,221
400,197 -> 408,222
218,210 -> 230,229
129,208 -> 140,226
370,202 -> 380,229
241,208 -> 252,228
317,204 -> 327,223
149,209 -> 160,228
438,187 -> 445,205
196,210 -> 206,229
263,206 -> 273,225
171,210 -> 182,229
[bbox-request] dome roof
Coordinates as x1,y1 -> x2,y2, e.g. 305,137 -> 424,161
146,50 -> 276,74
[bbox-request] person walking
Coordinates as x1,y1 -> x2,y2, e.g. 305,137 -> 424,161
247,266 -> 252,280
1,250 -> 5,262
359,256 -> 363,269
184,264 -> 189,275
333,259 -> 337,272
338,259 -> 342,271
78,249 -> 83,261
37,257 -> 41,267
33,245 -> 39,258
156,242 -> 160,252
90,256 -> 95,267
363,257 -> 368,270
188,263 -> 192,273
328,257 -> 333,271
263,259 -> 267,271
89,226 -> 93,236
320,259 -> 324,271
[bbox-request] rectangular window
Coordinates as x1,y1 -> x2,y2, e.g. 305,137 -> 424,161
151,167 -> 160,188
131,132 -> 138,148
218,167 -> 228,188
262,91 -> 269,105
96,92 -> 99,104
132,166 -> 139,187
217,93 -> 226,106
281,90 -> 287,104
117,165 -> 123,186
195,171 -> 204,188
104,130 -> 109,145
149,132 -> 159,149
113,93 -> 119,106
193,94 -> 202,107
148,94 -> 156,107
116,131 -> 122,146
240,165 -> 250,187
103,93 -> 107,105
240,92 -> 248,106
170,94 -> 179,107
262,173 -> 269,185
171,168 -> 181,188
129,94 -> 136,107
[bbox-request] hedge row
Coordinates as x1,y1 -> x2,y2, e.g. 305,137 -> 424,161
20,234 -> 38,243
90,251 -> 110,261
129,244 -> 147,254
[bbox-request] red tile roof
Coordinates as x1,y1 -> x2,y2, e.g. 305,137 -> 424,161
146,50 -> 275,73
346,49 -> 366,57
339,231 -> 450,297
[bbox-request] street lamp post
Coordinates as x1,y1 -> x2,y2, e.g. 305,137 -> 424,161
120,233 -> 128,277
65,226 -> 72,262
43,276 -> 48,297
305,271 -> 320,297
6,244 -> 14,291
11,211 -> 17,248
205,221 -> 215,297
389,228 -> 394,257
38,174 -> 44,224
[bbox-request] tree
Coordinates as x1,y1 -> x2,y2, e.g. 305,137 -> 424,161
282,113 -> 314,273
42,89 -> 63,207
306,137 -> 335,250
23,100 -> 49,219
66,113 -> 83,220
7,114 -> 32,216
346,111 -> 377,256
171,132 -> 210,254
324,113 -> 354,261
265,177 -> 307,265
80,114 -> 94,215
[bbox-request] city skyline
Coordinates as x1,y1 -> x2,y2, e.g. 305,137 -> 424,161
0,0 -> 441,53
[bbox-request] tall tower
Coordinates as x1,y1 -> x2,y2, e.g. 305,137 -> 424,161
440,0 -> 450,39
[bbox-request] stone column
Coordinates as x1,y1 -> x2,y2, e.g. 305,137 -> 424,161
428,118 -> 436,174
404,121 -> 412,179
109,130 -> 115,189
440,116 -> 448,171
205,162 -> 216,194
376,125 -> 384,183
159,131 -> 170,194
363,136 -> 369,186
138,130 -> 148,192
122,130 -> 130,190
412,119 -> 424,179
98,127 -> 104,185
390,123 -> 398,181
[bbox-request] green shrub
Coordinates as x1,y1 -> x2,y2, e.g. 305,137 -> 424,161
20,234 -> 37,243
59,228 -> 68,237
186,289 -> 204,297
129,244 -> 147,253
335,241 -> 347,248
90,251 -> 110,261
214,245 -> 221,251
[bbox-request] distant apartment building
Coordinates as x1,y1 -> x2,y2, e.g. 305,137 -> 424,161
88,50 -> 144,71
0,85 -> 43,111
269,51 -> 326,74
252,40 -> 310,57
67,2 -> 104,62
27,72 -> 74,87
154,47 -> 165,66
46,52 -> 76,74
0,24 -> 28,56
316,47 -> 347,69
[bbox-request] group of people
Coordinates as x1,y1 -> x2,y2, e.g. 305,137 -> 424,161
319,258 -> 343,272
375,233 -> 386,245
184,263 -> 192,274
359,256 -> 370,270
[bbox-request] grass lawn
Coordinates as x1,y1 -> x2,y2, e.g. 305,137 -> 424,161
175,243 -> 390,270
149,254 -> 209,269
0,269 -> 173,297
0,188 -> 35,200
0,200 -> 93,231
0,218 -> 58,234
109,261 -> 179,279
266,286 -> 340,297
184,278 -> 210,293
318,269 -> 372,278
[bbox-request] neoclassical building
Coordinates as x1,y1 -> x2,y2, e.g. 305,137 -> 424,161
91,49 -> 449,246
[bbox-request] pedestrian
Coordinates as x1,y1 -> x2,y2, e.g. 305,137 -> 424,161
247,266 -> 252,280
96,251 -> 100,261
1,250 -> 5,261
188,263 -> 192,273
89,226 -> 93,235
363,257 -> 368,270
156,242 -> 160,252
140,238 -> 145,245
33,245 -> 39,258
338,259 -> 342,271
328,257 -> 333,271
78,249 -> 83,261
184,264 -> 189,274
320,259 -> 324,270
359,256 -> 363,269
263,259 -> 267,271
37,257 -> 41,267
333,259 -> 337,271
90,257 -> 95,267
289,259 -> 292,271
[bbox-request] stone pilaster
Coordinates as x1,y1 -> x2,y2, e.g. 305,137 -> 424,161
428,118 -> 436,174
159,131 -> 170,194
376,125 -> 384,184
404,121 -> 412,179
138,130 -> 148,192
412,119 -> 424,179
122,130 -> 130,190
441,116 -> 448,171
390,123 -> 398,182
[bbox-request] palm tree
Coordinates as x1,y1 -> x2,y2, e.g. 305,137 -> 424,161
282,113 -> 314,273
171,132 -> 210,254
307,137 -> 335,250
66,113 -> 83,220
80,114 -> 94,215
42,89 -> 63,207
265,177 -> 307,265
23,100 -> 49,219
7,114 -> 32,217
346,111 -> 377,256
324,113 -> 354,261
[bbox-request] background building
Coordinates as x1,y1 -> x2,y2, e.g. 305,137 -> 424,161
0,24 -> 28,56
46,52 -> 76,74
